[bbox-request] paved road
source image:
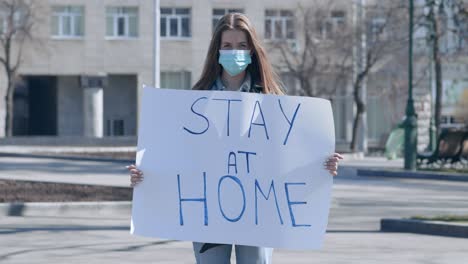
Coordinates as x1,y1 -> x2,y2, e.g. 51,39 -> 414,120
1,216 -> 467,264
1,156 -> 467,263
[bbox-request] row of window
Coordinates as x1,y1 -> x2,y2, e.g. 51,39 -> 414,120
49,6 -> 301,40
2,5 -> 465,48
51,6 -> 139,38
1,6 -> 307,40
2,5 -> 367,42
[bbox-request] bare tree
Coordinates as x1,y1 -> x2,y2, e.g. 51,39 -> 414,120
0,0 -> 34,137
451,0 -> 468,48
348,1 -> 408,152
425,0 -> 444,138
422,0 -> 468,137
271,1 -> 353,98
271,1 -> 409,152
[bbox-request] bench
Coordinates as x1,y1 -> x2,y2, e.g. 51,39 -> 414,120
451,132 -> 468,167
417,129 -> 467,168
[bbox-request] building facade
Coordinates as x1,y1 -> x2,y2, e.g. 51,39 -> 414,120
1,0 -> 465,151
0,0 -> 353,144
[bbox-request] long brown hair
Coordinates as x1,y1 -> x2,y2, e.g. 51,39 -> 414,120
192,13 -> 284,95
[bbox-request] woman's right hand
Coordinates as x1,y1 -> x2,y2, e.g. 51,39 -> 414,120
127,164 -> 144,187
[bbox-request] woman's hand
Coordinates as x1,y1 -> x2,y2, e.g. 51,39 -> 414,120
126,153 -> 343,187
127,164 -> 144,187
324,153 -> 343,177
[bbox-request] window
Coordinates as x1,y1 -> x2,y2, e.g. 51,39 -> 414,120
212,8 -> 243,31
265,10 -> 295,40
414,24 -> 427,52
331,10 -> 346,27
370,18 -> 387,42
0,10 -> 22,36
161,8 -> 191,38
51,6 -> 84,38
106,119 -> 125,136
319,10 -> 346,39
106,7 -> 138,38
161,71 -> 191,89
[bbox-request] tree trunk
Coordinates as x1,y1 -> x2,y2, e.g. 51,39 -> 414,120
350,110 -> 363,152
432,20 -> 442,137
4,76 -> 15,137
301,77 -> 314,97
350,100 -> 366,152
350,73 -> 366,152
2,19 -> 14,137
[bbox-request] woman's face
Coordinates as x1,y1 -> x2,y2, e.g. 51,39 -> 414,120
220,29 -> 250,50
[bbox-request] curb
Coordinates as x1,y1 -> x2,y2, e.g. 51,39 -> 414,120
341,152 -> 365,160
0,152 -> 134,163
381,218 -> 468,238
0,201 -> 132,217
357,168 -> 468,182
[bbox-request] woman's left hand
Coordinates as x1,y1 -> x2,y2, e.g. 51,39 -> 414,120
325,153 -> 344,177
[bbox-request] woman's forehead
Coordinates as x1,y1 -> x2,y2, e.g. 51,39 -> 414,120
221,29 -> 248,42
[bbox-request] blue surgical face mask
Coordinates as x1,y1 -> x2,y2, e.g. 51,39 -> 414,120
218,50 -> 252,77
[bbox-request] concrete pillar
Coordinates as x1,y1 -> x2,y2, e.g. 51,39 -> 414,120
80,75 -> 106,137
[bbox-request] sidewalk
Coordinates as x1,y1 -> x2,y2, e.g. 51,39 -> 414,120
4,145 -> 468,183
0,155 -> 130,187
1,146 -> 467,187
0,145 -> 136,162
0,145 -> 402,167
0,146 -> 400,187
340,155 -> 404,169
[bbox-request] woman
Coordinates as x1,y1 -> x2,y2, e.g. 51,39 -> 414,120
128,13 -> 343,264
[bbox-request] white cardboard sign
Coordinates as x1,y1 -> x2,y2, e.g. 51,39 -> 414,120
131,86 -> 335,250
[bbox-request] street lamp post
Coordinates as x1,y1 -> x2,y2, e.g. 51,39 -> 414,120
426,1 -> 437,153
404,0 -> 418,170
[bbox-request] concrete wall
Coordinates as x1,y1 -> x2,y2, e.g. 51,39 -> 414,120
105,75 -> 137,136
57,76 -> 83,136
56,75 -> 138,137
1,0 -> 152,138
19,0 -> 153,76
